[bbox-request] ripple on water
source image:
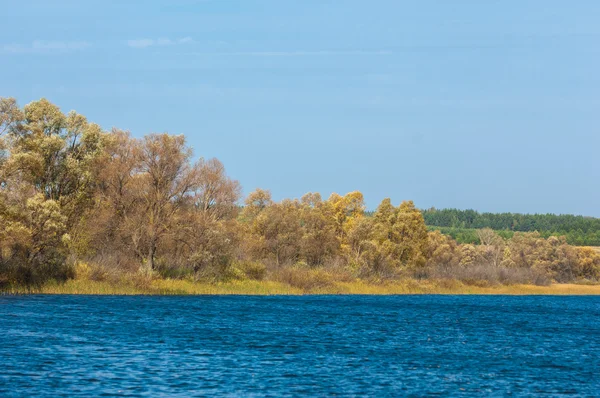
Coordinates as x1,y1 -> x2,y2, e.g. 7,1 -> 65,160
0,295 -> 599,396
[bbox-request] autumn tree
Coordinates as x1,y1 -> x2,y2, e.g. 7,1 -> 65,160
426,230 -> 460,268
175,158 -> 241,276
0,98 -> 105,283
134,133 -> 201,271
74,129 -> 141,267
241,188 -> 273,221
0,97 -> 23,136
246,199 -> 303,266
370,199 -> 429,270
345,216 -> 375,267
193,158 -> 241,220
83,131 -> 241,276
4,99 -> 105,225
327,191 -> 365,250
299,193 -> 338,266
458,244 -> 478,267
477,228 -> 505,267
0,98 -> 22,170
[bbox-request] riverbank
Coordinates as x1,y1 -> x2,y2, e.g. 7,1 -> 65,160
4,278 -> 600,295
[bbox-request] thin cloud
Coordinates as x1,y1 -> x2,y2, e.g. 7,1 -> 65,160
32,40 -> 90,51
127,37 -> 193,48
2,40 -> 91,54
127,39 -> 155,49
182,49 -> 393,57
230,50 -> 393,56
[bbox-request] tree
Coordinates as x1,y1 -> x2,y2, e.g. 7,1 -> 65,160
74,129 -> 141,265
247,199 -> 303,266
0,97 -> 23,136
242,188 -> 272,220
0,98 -> 104,284
135,133 -> 200,271
327,191 -> 365,249
194,158 -> 241,220
0,98 -> 22,169
172,158 -> 241,276
5,98 -> 106,226
299,193 -> 338,266
371,199 -> 429,269
477,228 -> 505,267
426,230 -> 459,268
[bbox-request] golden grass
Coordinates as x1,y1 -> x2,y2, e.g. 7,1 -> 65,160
4,277 -> 600,295
150,279 -> 302,295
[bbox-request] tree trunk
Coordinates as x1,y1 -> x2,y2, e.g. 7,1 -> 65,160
148,244 -> 156,271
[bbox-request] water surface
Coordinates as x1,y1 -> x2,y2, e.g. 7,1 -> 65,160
1,295 -> 599,396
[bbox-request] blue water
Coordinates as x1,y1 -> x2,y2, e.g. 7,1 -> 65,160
1,296 -> 599,396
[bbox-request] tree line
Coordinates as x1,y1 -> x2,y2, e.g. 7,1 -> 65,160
422,208 -> 600,246
1,98 -> 599,288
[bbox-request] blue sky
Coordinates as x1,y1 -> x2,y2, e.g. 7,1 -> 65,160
2,0 -> 600,215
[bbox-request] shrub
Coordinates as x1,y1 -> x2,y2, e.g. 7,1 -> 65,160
425,264 -> 552,286
235,261 -> 267,280
273,267 -> 335,290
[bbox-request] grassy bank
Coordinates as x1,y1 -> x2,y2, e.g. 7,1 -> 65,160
4,278 -> 600,295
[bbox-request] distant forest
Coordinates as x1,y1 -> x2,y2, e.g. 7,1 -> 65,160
421,209 -> 600,246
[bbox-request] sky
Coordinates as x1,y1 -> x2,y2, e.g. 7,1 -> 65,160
2,0 -> 599,215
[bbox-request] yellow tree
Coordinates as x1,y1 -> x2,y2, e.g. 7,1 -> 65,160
327,191 -> 365,250
241,188 -> 272,221
371,199 -> 429,269
5,98 -> 105,225
0,98 -> 105,282
426,230 -> 459,268
394,200 -> 429,267
299,192 -> 339,266
248,199 -> 303,266
0,98 -> 22,171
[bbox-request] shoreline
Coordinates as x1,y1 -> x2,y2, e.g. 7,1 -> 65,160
3,279 -> 600,296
